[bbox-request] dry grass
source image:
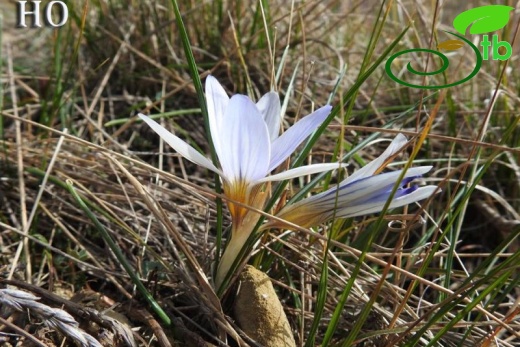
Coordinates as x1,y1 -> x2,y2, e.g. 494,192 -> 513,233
1,0 -> 519,346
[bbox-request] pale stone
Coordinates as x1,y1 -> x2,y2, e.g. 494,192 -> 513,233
233,266 -> 296,347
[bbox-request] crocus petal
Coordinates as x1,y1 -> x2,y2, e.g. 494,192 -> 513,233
344,134 -> 408,184
335,186 -> 438,218
256,92 -> 281,141
258,162 -> 347,183
138,114 -> 223,175
218,95 -> 271,183
206,75 -> 229,159
274,166 -> 437,228
269,105 -> 332,171
349,177 -> 420,206
332,166 -> 433,203
283,167 -> 428,211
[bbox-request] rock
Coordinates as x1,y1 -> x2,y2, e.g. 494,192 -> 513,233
233,266 -> 296,347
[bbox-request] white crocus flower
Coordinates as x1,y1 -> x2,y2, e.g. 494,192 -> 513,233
139,75 -> 340,224
272,134 -> 439,229
138,75 -> 342,289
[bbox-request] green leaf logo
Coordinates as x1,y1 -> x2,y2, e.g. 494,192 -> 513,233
453,5 -> 514,35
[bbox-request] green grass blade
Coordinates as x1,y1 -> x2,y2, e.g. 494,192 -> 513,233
66,180 -> 171,326
169,0 -> 224,271
304,233 -> 331,346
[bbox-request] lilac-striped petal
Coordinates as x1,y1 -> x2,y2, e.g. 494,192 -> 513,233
335,186 -> 438,218
218,95 -> 271,183
138,114 -> 222,175
350,180 -> 419,206
258,162 -> 347,183
334,166 -> 433,202
297,166 -> 433,210
344,134 -> 408,184
269,105 -> 332,171
256,92 -> 281,141
206,75 -> 229,159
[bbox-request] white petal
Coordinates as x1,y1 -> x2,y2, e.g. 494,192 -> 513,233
218,95 -> 271,183
205,75 -> 229,159
138,114 -> 222,175
256,92 -> 281,141
258,162 -> 347,182
269,105 -> 332,171
344,134 -> 408,184
335,185 -> 438,218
